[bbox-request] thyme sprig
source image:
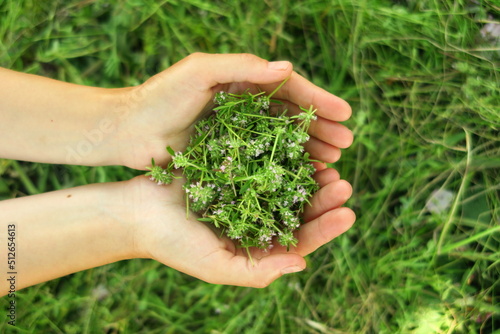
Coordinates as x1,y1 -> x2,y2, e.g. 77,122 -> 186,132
146,89 -> 319,250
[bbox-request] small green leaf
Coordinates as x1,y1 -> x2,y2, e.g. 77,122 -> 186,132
166,146 -> 175,155
240,180 -> 253,194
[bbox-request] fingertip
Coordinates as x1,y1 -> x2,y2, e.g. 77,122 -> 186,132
319,96 -> 352,122
226,54 -> 292,83
252,254 -> 306,288
303,178 -> 353,223
337,207 -> 356,228
337,179 -> 353,199
329,168 -> 341,180
320,207 -> 356,242
278,255 -> 306,277
295,206 -> 356,256
336,99 -> 352,122
312,161 -> 328,171
280,258 -> 307,275
330,148 -> 342,163
178,53 -> 293,88
338,129 -> 354,149
313,168 -> 341,186
306,137 -> 342,163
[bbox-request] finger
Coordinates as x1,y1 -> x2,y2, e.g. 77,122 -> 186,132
303,179 -> 353,222
261,72 -> 352,122
309,118 -> 353,149
313,168 -> 341,187
179,53 -> 293,90
304,137 -> 342,163
312,160 -> 328,172
294,207 -> 356,256
196,249 -> 306,288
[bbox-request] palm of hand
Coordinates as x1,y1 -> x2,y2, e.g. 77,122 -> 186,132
130,165 -> 354,287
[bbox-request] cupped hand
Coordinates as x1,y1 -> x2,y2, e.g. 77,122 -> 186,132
116,53 -> 353,170
120,53 -> 356,287
127,167 -> 355,288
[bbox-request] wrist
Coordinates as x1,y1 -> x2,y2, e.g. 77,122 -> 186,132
96,180 -> 141,261
0,181 -> 138,290
63,87 -> 131,167
91,84 -> 169,170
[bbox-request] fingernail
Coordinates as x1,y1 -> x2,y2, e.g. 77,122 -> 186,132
281,265 -> 304,275
268,61 -> 290,71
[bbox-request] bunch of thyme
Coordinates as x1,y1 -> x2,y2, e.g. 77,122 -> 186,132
146,86 -> 319,250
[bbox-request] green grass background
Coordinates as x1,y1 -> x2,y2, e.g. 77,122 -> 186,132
0,0 -> 499,333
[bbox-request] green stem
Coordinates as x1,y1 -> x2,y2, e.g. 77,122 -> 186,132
268,77 -> 290,99
246,247 -> 255,266
186,162 -> 207,171
269,133 -> 280,163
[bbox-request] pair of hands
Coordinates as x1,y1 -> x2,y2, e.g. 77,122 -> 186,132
120,53 -> 355,287
0,53 -> 355,290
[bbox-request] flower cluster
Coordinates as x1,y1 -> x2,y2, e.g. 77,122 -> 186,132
149,88 -> 319,250
145,159 -> 173,185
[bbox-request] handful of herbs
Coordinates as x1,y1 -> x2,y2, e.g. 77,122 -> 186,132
146,87 -> 319,250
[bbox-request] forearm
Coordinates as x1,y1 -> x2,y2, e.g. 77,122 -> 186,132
0,67 -> 126,166
0,181 -> 135,295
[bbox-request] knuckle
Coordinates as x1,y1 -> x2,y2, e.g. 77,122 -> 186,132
252,280 -> 271,289
254,272 -> 277,288
185,52 -> 206,63
237,53 -> 262,65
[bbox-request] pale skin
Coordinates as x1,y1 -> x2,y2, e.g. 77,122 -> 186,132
0,53 -> 355,295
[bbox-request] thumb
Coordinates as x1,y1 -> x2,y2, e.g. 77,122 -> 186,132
173,52 -> 293,90
197,250 -> 306,288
